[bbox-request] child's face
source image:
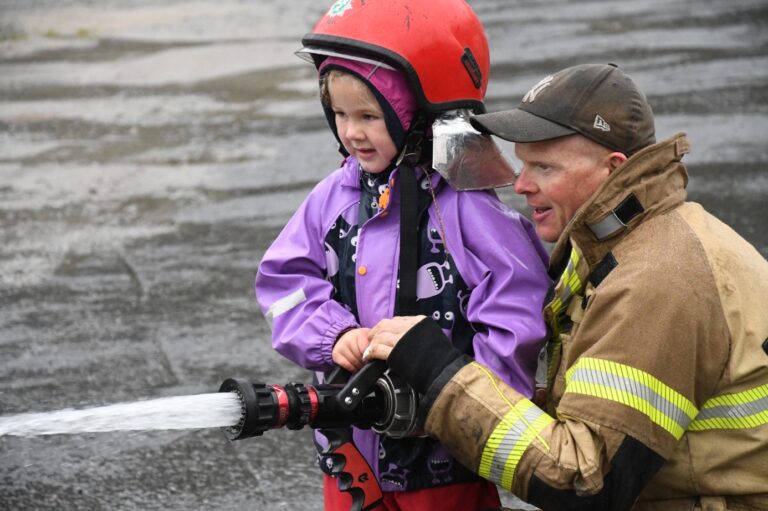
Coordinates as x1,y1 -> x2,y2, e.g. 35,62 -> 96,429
328,74 -> 398,174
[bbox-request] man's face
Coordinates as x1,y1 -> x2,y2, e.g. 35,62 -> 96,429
514,135 -> 614,243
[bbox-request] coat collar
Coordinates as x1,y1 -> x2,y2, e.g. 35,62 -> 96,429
339,156 -> 442,191
549,133 -> 691,274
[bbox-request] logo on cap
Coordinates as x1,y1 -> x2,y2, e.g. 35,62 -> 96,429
593,115 -> 611,132
522,75 -> 553,103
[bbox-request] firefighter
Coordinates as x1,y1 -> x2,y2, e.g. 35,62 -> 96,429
364,63 -> 768,510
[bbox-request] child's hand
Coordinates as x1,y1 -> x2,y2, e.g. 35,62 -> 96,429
332,327 -> 371,372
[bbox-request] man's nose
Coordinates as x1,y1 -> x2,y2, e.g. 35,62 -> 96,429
514,168 -> 535,195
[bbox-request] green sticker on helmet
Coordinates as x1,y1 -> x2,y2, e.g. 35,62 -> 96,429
328,0 -> 353,17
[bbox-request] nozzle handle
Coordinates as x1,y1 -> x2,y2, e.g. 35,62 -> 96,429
325,365 -> 352,385
334,360 -> 387,412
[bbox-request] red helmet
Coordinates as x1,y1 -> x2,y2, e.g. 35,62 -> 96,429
299,0 -> 490,114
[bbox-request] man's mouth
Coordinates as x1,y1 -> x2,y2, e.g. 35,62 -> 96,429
530,206 -> 552,222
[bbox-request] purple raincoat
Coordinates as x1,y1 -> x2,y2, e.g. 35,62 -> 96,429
255,156 -> 550,490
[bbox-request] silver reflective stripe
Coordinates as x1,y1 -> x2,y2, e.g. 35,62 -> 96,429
689,384 -> 768,430
695,395 -> 768,421
265,289 -> 307,327
569,366 -> 694,434
588,212 -> 625,240
486,404 -> 543,485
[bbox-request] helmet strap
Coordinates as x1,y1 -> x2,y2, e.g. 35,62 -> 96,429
396,114 -> 428,167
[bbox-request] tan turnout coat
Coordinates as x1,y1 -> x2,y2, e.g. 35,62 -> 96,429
424,133 -> 768,510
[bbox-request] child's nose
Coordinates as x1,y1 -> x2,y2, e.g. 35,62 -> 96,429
345,120 -> 365,140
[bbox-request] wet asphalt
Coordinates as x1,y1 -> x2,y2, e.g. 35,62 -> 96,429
1,0 -> 767,509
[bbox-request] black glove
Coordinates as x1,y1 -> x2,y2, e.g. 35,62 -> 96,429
388,317 -> 465,395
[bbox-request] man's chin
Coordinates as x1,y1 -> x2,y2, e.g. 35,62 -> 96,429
535,225 -> 561,244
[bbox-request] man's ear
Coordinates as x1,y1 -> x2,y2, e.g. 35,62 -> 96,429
607,152 -> 628,174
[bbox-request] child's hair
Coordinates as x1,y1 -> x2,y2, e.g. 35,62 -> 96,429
320,68 -> 380,113
318,69 -> 337,108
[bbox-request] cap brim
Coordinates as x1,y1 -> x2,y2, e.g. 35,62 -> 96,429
470,108 -> 575,143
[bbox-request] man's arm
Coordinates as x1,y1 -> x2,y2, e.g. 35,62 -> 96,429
367,317 -> 665,510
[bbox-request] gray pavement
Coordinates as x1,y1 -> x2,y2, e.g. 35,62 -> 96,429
1,0 -> 766,509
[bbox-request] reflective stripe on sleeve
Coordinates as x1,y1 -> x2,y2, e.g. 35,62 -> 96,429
689,383 -> 768,431
265,289 -> 307,327
474,361 -> 554,490
565,358 -> 698,440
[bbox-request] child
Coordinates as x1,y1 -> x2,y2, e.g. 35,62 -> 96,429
256,1 -> 551,509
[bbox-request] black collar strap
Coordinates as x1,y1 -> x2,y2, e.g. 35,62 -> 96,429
588,193 -> 644,241
397,162 -> 419,315
395,114 -> 427,315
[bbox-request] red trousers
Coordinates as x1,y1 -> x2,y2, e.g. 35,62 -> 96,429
323,474 -> 502,511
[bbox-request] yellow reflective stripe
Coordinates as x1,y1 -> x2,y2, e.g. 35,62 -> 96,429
689,383 -> 768,431
701,383 -> 768,407
549,297 -> 564,317
688,410 -> 768,430
561,249 -> 583,298
545,248 -> 584,336
471,362 -> 553,490
478,399 -> 554,490
565,264 -> 582,295
565,358 -> 698,440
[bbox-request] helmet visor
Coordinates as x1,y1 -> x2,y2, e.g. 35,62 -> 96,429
295,46 -> 396,70
432,110 -> 517,191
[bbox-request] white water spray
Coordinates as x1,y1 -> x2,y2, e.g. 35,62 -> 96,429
0,392 -> 243,437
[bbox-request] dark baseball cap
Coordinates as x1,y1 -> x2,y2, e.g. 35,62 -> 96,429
471,63 -> 656,155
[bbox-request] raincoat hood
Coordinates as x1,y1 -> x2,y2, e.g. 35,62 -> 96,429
319,56 -> 417,153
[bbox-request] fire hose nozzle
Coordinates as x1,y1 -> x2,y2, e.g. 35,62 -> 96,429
218,378 -> 281,440
219,363 -> 419,441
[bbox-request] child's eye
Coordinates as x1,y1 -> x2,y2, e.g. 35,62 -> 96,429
334,111 -> 347,119
363,114 -> 379,121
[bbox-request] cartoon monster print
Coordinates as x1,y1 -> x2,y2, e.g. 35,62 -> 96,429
416,260 -> 454,299
380,463 -> 410,492
427,444 -> 454,485
427,227 -> 444,254
324,242 -> 339,279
